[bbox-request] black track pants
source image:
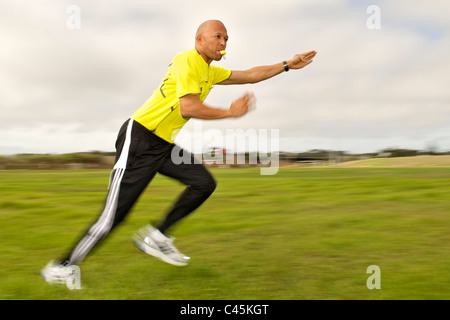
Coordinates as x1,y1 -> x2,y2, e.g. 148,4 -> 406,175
62,119 -> 216,265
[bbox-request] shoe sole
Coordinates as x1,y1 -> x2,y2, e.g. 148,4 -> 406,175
131,234 -> 188,267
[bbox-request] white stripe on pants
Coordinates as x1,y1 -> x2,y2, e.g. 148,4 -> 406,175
68,120 -> 134,265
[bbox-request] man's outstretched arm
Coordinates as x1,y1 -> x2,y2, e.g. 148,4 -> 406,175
219,50 -> 316,85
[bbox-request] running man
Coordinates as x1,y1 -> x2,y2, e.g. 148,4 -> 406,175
41,20 -> 316,285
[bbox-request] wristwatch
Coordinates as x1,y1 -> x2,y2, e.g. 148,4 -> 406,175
283,61 -> 289,72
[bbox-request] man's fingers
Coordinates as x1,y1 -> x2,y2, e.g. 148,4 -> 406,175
245,92 -> 256,109
248,92 -> 256,111
242,91 -> 254,102
300,51 -> 317,62
238,92 -> 256,113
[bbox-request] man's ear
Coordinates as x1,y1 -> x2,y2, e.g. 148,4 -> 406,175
196,34 -> 202,46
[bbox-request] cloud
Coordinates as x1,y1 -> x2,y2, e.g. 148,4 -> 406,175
1,0 -> 449,154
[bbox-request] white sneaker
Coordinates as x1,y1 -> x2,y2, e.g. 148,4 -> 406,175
41,260 -> 81,289
132,225 -> 190,266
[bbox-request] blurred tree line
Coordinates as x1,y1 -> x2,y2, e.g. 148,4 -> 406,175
0,148 -> 449,169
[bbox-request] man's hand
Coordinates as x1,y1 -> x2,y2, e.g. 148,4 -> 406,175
229,92 -> 256,117
179,92 -> 255,119
287,51 -> 317,70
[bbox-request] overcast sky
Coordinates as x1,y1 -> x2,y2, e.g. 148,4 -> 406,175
1,0 -> 449,154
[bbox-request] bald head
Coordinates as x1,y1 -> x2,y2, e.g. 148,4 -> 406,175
196,20 -> 227,38
195,20 -> 228,64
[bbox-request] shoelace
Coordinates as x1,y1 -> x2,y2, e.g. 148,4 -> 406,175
159,238 -> 188,260
157,241 -> 176,255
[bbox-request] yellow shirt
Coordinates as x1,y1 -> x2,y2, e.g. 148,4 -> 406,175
132,49 -> 232,142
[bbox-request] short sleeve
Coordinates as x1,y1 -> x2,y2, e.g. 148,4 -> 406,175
210,65 -> 232,85
173,54 -> 202,98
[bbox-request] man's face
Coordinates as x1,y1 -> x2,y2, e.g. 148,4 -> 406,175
197,22 -> 228,63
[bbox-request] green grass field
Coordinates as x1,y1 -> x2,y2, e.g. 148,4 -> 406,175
1,166 -> 449,299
